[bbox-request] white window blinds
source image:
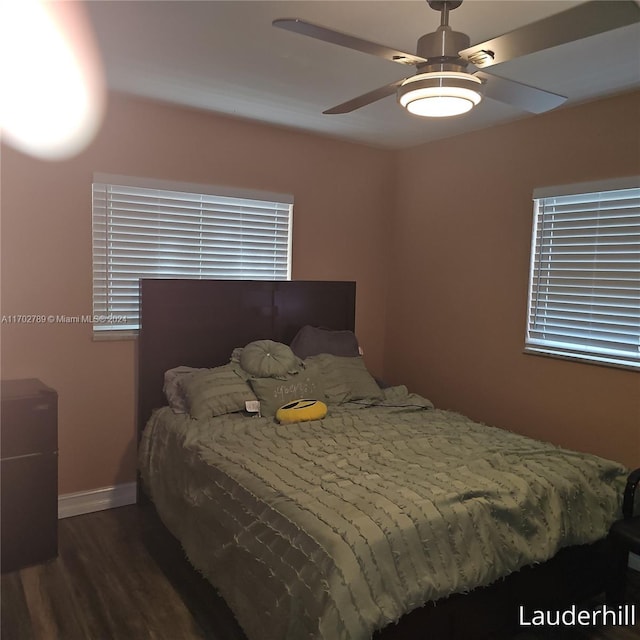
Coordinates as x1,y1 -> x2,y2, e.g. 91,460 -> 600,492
526,177 -> 640,370
92,174 -> 293,334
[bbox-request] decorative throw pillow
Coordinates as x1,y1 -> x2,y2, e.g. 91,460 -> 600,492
276,399 -> 328,424
306,354 -> 383,403
249,366 -> 326,417
290,325 -> 360,359
180,364 -> 258,420
239,340 -> 303,379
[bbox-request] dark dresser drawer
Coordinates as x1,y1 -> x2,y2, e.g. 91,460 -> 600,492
1,378 -> 58,572
1,453 -> 58,573
1,380 -> 57,458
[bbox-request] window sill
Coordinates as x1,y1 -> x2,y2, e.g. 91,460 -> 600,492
523,346 -> 639,372
92,330 -> 139,342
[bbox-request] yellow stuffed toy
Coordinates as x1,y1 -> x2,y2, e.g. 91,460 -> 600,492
276,399 -> 327,424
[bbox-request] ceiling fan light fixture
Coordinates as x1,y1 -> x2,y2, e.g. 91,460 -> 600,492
397,71 -> 482,117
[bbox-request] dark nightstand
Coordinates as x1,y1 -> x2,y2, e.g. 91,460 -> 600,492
1,378 -> 58,572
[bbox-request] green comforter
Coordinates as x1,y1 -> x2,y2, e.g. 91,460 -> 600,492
139,386 -> 626,640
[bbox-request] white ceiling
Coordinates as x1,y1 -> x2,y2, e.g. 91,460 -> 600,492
85,1 -> 640,149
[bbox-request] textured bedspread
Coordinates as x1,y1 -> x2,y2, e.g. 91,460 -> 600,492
139,386 -> 626,640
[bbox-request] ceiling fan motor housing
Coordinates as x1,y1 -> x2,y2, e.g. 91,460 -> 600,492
417,25 -> 470,72
427,1 -> 463,11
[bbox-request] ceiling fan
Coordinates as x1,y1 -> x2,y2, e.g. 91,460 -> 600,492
273,0 -> 640,118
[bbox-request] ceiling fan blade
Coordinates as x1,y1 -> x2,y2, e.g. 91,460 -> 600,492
323,80 -> 404,115
460,1 -> 640,68
273,18 -> 426,66
475,71 -> 567,114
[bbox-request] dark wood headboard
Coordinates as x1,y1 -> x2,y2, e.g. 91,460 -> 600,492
137,279 -> 356,435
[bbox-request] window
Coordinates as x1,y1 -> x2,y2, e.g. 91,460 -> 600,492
526,177 -> 640,370
92,174 -> 293,336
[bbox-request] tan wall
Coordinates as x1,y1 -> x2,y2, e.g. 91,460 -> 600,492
1,92 -> 394,493
385,90 -> 640,469
2,90 -> 638,495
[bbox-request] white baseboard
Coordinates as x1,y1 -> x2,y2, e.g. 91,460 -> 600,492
58,482 -> 137,519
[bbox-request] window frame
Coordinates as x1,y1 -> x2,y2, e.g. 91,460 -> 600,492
525,176 -> 640,371
91,173 -> 293,340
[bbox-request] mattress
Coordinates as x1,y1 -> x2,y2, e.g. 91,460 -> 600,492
139,385 -> 626,640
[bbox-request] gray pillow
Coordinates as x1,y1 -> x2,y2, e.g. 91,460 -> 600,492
240,340 -> 303,379
180,364 -> 257,419
163,366 -> 207,413
290,325 -> 360,359
306,354 -> 383,403
249,366 -> 326,417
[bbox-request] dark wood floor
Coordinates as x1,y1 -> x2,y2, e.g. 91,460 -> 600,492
1,505 -> 638,640
1,505 -> 246,640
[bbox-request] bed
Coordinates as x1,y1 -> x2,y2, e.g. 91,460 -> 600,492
137,279 -> 626,640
